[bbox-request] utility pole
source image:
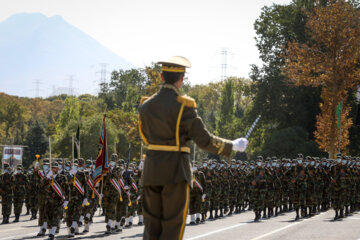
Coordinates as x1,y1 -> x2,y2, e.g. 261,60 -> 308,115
221,48 -> 228,81
67,75 -> 75,96
33,79 -> 42,98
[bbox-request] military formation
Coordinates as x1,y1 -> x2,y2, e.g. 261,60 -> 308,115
1,152 -> 360,239
188,153 -> 360,224
0,153 -> 142,240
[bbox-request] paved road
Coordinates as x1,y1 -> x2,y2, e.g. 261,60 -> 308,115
0,209 -> 359,240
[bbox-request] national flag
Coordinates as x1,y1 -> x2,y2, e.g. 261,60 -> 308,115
74,125 -> 80,159
193,177 -> 203,192
87,177 -> 100,199
73,176 -> 85,195
336,100 -> 342,128
50,178 -> 66,200
93,115 -> 108,184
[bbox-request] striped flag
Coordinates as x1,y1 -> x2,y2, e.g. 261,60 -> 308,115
118,178 -> 130,198
93,115 -> 108,184
131,181 -> 138,193
110,178 -> 122,195
73,176 -> 85,195
50,178 -> 66,200
38,170 -> 45,179
193,177 -> 203,192
87,177 -> 100,199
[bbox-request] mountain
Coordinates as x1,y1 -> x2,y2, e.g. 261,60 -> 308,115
0,13 -> 133,97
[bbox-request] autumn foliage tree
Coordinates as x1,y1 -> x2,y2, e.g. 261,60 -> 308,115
284,0 -> 360,157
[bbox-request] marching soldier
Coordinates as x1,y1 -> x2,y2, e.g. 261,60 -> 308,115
11,164 -> 28,222
0,163 -> 13,224
139,56 -> 248,239
41,162 -> 68,240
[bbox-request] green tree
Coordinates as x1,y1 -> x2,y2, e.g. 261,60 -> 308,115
23,121 -> 48,167
56,97 -> 80,133
249,0 -> 324,156
216,79 -> 235,139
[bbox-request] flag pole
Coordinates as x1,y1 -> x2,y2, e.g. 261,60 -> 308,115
49,136 -> 52,168
72,136 -> 74,166
338,101 -> 342,154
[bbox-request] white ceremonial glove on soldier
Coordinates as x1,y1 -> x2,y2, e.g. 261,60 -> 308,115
201,194 -> 206,201
232,138 -> 248,152
34,162 -> 39,169
70,169 -> 77,176
63,201 -> 69,208
82,198 -> 88,206
137,195 -> 141,201
46,171 -> 53,180
124,185 -> 130,190
99,194 -> 103,199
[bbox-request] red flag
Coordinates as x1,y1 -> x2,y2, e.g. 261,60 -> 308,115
93,114 -> 108,184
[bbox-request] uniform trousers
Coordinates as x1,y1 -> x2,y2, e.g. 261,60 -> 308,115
143,181 -> 189,240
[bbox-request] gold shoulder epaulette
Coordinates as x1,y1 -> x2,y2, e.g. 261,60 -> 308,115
140,96 -> 149,105
177,95 -> 197,108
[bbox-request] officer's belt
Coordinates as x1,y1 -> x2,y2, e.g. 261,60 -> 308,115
147,144 -> 191,153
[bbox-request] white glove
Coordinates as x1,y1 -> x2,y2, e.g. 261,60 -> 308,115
202,194 -> 206,200
137,195 -> 141,201
82,198 -> 88,206
35,162 -> 39,169
124,185 -> 130,190
70,169 -> 77,176
99,194 -> 103,199
232,138 -> 248,152
46,171 -> 53,180
63,201 -> 69,208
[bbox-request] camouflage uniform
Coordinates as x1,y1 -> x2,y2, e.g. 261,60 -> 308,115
11,166 -> 28,222
27,169 -> 39,220
0,165 -> 13,224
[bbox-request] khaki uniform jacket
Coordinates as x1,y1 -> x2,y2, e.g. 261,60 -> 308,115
139,84 -> 232,187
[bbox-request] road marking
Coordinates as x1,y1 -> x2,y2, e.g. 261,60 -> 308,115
250,213 -> 326,240
185,223 -> 247,240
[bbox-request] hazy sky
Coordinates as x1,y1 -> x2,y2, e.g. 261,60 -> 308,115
0,0 -> 292,86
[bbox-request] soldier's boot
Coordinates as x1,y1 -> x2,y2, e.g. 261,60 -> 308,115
339,208 -> 344,218
214,209 -> 219,219
275,207 -> 279,216
283,204 -> 288,212
26,208 -> 30,215
268,208 -> 272,218
345,206 -> 349,216
300,206 -> 305,217
334,210 -> 339,220
1,215 -> 6,224
48,226 -> 56,240
190,215 -> 196,225
138,215 -> 144,225
83,223 -> 90,233
105,220 -> 112,234
201,213 -> 206,223
254,211 -> 260,222
295,208 -> 300,221
262,208 -> 267,219
228,206 -> 233,216
219,208 -> 224,218
313,206 -> 317,215
13,214 -> 19,223
67,227 -> 75,238
37,226 -> 47,237
196,213 -> 201,224
209,209 -> 214,220
289,203 -> 293,211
